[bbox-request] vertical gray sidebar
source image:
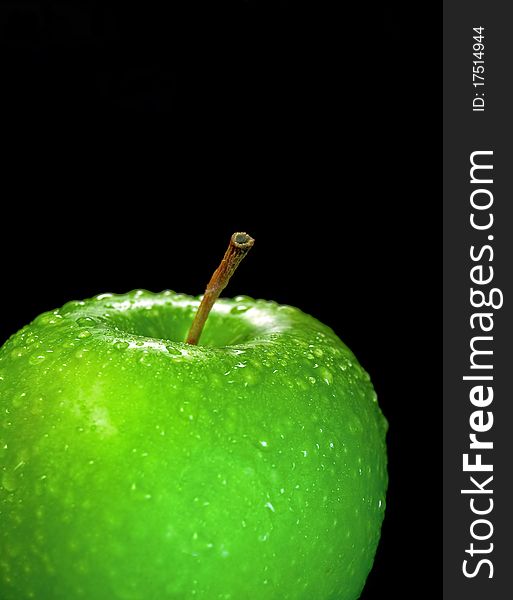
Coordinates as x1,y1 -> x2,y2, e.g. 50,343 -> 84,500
444,1 -> 513,598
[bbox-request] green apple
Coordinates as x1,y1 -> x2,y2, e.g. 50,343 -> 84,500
0,290 -> 387,600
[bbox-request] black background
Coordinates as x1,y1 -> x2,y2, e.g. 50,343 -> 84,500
1,2 -> 437,598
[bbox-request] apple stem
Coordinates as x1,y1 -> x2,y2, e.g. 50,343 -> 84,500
186,232 -> 255,345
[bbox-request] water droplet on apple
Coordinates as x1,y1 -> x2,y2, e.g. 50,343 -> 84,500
241,368 -> 261,387
77,330 -> 92,339
230,349 -> 246,356
277,305 -> 295,315
308,376 -> 316,385
62,300 -> 86,312
10,347 -> 26,359
230,305 -> 249,314
1,470 -> 17,492
320,368 -> 333,385
76,317 -> 96,327
114,341 -> 129,351
178,399 -> 199,422
35,314 -> 52,326
348,416 -> 362,434
166,345 -> 182,356
29,354 -> 46,365
12,392 -> 26,408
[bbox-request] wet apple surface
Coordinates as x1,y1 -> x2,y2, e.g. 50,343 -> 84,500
0,290 -> 387,600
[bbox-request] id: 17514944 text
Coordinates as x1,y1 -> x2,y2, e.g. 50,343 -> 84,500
472,27 -> 485,112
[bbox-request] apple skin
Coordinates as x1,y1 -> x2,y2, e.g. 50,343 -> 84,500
0,290 -> 387,600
